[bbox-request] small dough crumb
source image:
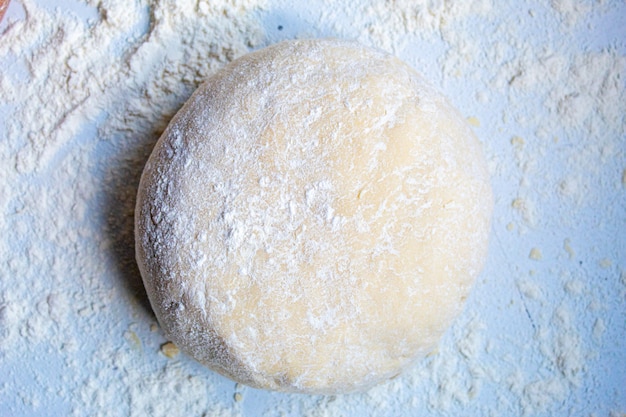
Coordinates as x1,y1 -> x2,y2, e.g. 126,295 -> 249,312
160,342 -> 180,359
467,116 -> 481,127
510,135 -> 525,149
529,248 -> 543,261
512,198 -> 537,226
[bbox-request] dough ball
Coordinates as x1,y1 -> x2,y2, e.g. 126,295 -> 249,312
135,39 -> 492,394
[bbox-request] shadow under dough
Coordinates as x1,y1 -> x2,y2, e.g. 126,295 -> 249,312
103,132 -> 160,320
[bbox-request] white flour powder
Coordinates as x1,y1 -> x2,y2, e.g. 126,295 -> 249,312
0,0 -> 624,416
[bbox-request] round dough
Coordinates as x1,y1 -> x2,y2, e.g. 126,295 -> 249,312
135,39 -> 492,394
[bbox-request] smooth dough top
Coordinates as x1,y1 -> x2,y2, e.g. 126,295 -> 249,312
135,38 -> 492,394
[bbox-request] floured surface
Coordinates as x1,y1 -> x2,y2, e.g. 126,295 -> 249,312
136,39 -> 492,393
0,0 -> 624,416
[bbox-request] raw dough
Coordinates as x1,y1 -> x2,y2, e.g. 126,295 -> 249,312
135,39 -> 492,394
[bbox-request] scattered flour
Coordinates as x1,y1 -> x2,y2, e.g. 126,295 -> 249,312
0,0 -> 624,416
517,278 -> 543,301
77,348 -> 241,417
